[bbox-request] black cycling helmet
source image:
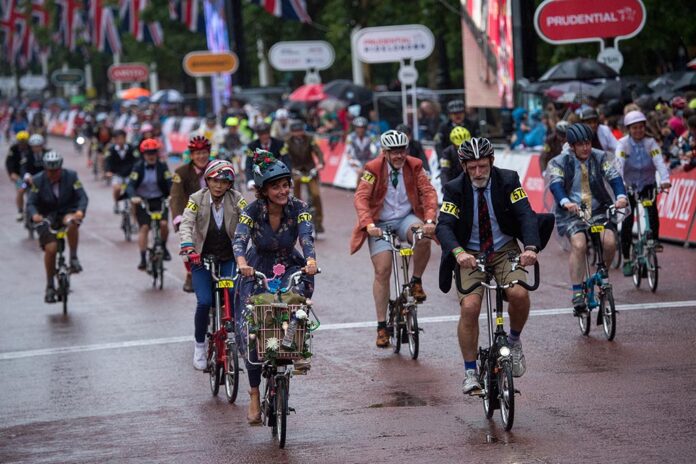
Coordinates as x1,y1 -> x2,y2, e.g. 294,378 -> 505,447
447,99 -> 465,113
290,120 -> 304,131
394,123 -> 412,135
457,137 -> 494,162
113,129 -> 126,138
580,107 -> 599,121
252,149 -> 291,188
566,123 -> 593,145
255,122 -> 271,134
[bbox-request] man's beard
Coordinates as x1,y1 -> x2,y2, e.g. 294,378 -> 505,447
471,174 -> 490,189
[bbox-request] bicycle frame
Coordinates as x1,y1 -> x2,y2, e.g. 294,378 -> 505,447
380,226 -> 426,305
629,187 -> 656,266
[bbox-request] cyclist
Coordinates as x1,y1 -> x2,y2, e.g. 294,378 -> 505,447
436,137 -> 546,392
179,160 -> 246,370
616,110 -> 671,272
345,116 -> 379,185
89,113 -> 112,171
270,108 -> 292,140
350,130 -> 437,347
439,126 -> 472,187
281,121 -> 326,233
104,129 -> 139,214
126,138 -> 173,270
195,113 -> 225,153
245,122 -> 286,190
547,124 -> 628,314
540,120 -> 569,173
21,134 -> 49,185
579,107 -> 618,157
435,99 -> 475,159
27,151 -> 88,303
5,131 -> 31,221
234,150 -> 318,425
171,136 -> 214,292
395,124 -> 431,174
223,117 -> 249,182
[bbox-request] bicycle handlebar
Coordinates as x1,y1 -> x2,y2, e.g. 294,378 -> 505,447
376,225 -> 432,252
33,218 -> 81,234
454,254 -> 540,295
238,268 -> 322,292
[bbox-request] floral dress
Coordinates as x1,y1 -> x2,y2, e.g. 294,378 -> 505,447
232,196 -> 316,359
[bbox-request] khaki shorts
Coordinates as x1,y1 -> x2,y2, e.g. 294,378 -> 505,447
455,240 -> 527,301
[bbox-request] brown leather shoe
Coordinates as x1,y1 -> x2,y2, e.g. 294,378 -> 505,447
182,272 -> 193,293
376,328 -> 390,347
247,389 -> 262,425
410,281 -> 427,302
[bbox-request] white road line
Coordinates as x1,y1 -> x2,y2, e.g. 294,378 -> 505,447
1,300 -> 695,361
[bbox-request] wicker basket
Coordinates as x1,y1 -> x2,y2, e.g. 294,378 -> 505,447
251,303 -> 308,361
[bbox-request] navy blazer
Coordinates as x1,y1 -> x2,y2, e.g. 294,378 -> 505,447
125,160 -> 172,199
26,169 -> 89,218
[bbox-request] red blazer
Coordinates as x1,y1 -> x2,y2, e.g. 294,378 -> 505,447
350,154 -> 438,254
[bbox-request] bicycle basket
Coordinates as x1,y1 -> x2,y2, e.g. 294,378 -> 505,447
250,303 -> 309,361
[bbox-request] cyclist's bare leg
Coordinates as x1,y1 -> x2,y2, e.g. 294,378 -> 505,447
138,224 -> 149,252
159,220 -> 169,244
458,293 -> 483,362
371,251 -> 392,323
408,223 -> 430,278
112,185 -> 122,203
15,189 -> 24,212
44,242 -> 57,285
568,232 -> 587,285
505,286 -> 530,333
65,220 -> 80,256
601,230 -> 616,268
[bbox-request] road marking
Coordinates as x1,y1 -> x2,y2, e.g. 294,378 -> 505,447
1,300 -> 695,361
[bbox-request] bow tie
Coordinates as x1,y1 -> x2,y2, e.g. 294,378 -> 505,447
145,165 -> 156,170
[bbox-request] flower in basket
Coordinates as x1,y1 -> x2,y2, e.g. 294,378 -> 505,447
267,277 -> 281,294
272,263 -> 286,278
295,309 -> 308,321
265,337 -> 280,352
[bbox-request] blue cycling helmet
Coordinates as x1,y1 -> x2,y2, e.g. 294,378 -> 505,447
566,123 -> 593,145
252,149 -> 291,188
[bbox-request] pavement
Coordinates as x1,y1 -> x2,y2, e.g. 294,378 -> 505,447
1,136 -> 696,463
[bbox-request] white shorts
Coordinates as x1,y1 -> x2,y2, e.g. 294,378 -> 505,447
111,175 -> 127,187
367,213 -> 421,257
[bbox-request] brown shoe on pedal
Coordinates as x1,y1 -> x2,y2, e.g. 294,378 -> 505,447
410,280 -> 427,303
376,328 -> 390,347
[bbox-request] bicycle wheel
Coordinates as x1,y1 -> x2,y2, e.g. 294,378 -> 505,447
479,354 -> 498,418
265,378 -> 277,435
275,378 -> 288,449
406,308 -> 419,360
612,231 -> 622,269
647,250 -> 658,293
600,287 -> 616,341
224,341 -> 239,403
158,258 -> 164,290
59,273 -> 69,316
577,285 -> 591,336
631,246 -> 642,288
498,361 -> 515,431
122,213 -> 132,242
388,301 -> 401,354
209,346 -> 220,396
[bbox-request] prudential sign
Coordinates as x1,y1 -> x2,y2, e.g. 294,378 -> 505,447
534,0 -> 646,45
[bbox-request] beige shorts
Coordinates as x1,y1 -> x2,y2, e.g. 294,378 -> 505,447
455,240 -> 527,301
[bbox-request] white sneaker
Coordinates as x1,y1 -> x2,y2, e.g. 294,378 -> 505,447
193,342 -> 207,370
509,340 -> 526,378
462,369 -> 481,394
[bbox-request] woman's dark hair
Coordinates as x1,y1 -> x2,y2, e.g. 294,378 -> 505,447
255,176 -> 292,200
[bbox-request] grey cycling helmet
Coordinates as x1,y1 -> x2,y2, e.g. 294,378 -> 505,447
252,149 -> 291,188
352,116 -> 368,128
565,123 -> 593,145
447,99 -> 465,113
555,120 -> 570,136
380,130 -> 409,150
580,107 -> 599,121
28,134 -> 45,146
43,150 -> 63,169
457,137 -> 494,162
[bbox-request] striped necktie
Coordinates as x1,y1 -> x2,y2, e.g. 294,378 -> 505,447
478,188 -> 494,260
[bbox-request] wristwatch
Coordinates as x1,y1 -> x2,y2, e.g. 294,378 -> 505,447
524,245 -> 539,253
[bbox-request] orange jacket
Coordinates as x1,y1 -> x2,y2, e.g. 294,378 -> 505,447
350,154 -> 438,254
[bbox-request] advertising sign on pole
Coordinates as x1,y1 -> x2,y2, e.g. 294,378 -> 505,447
50,69 -> 85,87
182,51 -> 239,77
107,63 -> 149,83
597,47 -> 624,72
269,41 -> 335,71
354,24 -> 434,64
534,0 -> 646,45
19,75 -> 48,91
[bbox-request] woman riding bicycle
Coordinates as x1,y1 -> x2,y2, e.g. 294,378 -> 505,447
179,160 -> 247,371
233,149 -> 318,425
616,110 -> 671,275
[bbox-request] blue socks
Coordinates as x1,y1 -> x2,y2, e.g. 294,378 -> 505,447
464,361 -> 477,371
509,329 -> 521,342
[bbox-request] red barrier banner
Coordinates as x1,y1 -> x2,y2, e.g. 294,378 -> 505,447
657,167 -> 696,242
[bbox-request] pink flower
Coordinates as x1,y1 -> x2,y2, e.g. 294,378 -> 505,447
272,263 -> 286,277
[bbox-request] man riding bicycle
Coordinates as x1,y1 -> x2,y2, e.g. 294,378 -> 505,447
126,138 -> 173,270
547,123 -> 628,314
5,131 -> 31,221
439,126 -> 471,187
171,136 -> 214,292
351,129 -> 438,348
281,121 -> 326,233
104,129 -> 138,214
345,116 -> 379,185
436,137 -> 547,393
27,151 -> 88,303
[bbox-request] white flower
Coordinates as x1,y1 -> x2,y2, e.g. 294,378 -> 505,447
265,337 -> 280,351
246,304 -> 254,311
249,333 -> 256,341
295,309 -> 308,320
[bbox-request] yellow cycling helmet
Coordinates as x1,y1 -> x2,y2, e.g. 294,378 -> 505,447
449,126 -> 471,146
16,130 -> 29,142
225,116 -> 240,127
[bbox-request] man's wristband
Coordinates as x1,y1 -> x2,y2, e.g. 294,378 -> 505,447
524,245 -> 539,253
367,223 -> 375,229
452,247 -> 465,258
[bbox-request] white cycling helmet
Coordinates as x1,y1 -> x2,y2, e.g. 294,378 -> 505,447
380,130 -> 409,150
28,134 -> 45,146
275,108 -> 289,120
43,150 -> 63,169
624,110 -> 647,127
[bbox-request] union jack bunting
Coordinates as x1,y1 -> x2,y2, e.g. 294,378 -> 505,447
248,0 -> 311,23
169,0 -> 204,33
55,0 -> 87,52
119,0 -> 163,46
89,0 -> 122,54
0,0 -> 23,64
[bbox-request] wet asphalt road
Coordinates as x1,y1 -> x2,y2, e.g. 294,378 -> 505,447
1,137 -> 696,463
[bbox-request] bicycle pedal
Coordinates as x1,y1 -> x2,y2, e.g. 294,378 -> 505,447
288,407 -> 296,414
514,389 -> 521,395
468,389 -> 485,397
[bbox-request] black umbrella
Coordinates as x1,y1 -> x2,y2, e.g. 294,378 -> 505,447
539,58 -> 618,82
671,71 -> 696,91
588,79 -> 652,102
520,80 -> 554,94
323,79 -> 373,105
648,71 -> 688,90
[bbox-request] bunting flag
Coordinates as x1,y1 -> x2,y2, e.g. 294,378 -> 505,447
169,0 -> 203,32
0,0 -> 24,64
90,0 -> 122,54
249,0 -> 311,23
55,0 -> 87,52
18,0 -> 51,68
119,0 -> 163,46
